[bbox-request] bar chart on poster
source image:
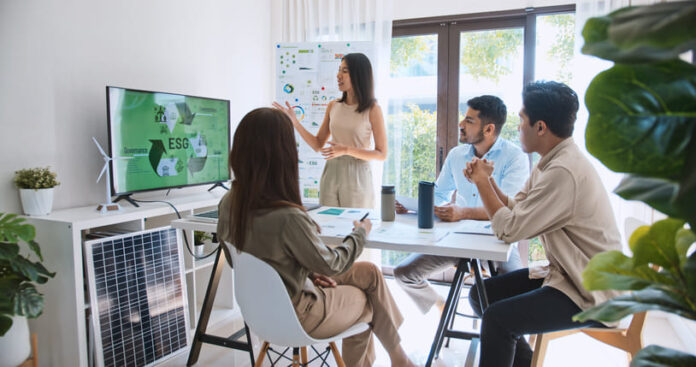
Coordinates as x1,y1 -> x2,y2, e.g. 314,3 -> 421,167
275,41 -> 374,203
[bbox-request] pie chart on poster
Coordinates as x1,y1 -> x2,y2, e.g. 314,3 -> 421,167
292,105 -> 305,122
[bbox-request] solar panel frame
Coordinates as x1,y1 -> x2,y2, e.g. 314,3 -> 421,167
84,226 -> 191,367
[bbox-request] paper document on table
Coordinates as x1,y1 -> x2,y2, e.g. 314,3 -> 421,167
371,222 -> 448,245
455,220 -> 494,236
316,219 -> 355,238
395,196 -> 418,212
316,208 -> 375,220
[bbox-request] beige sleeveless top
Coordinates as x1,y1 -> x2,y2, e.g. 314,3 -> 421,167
328,101 -> 373,149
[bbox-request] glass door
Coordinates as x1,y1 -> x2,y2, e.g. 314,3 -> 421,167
382,25 -> 447,269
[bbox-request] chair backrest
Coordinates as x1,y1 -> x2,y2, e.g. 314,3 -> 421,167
230,248 -> 316,347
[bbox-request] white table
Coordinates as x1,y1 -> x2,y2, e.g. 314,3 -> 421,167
172,206 -> 512,367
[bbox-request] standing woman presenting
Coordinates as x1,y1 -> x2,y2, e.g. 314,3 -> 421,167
274,53 -> 387,208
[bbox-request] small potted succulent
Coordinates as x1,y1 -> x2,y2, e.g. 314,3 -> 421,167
193,231 -> 213,257
14,167 -> 60,216
0,213 -> 55,366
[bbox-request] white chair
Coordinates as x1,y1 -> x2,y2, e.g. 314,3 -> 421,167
230,248 -> 369,367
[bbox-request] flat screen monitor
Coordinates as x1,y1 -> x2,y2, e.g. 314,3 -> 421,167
106,86 -> 230,197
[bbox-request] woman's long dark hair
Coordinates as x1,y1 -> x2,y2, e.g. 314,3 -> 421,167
337,53 -> 376,113
228,108 -> 303,251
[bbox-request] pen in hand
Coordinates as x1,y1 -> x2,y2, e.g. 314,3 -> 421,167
352,212 -> 372,236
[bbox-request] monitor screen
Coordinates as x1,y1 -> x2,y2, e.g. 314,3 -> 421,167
106,86 -> 230,196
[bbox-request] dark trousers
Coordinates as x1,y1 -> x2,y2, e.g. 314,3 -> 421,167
468,269 -> 603,367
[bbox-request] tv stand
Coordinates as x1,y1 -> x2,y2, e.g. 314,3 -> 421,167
113,194 -> 140,207
207,182 -> 229,191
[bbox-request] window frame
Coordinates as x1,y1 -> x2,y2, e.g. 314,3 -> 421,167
382,4 -> 576,275
392,5 -> 576,173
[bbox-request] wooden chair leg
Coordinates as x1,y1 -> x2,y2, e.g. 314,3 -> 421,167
530,330 -> 580,367
31,333 -> 38,367
530,334 -> 549,367
329,342 -> 346,367
254,342 -> 269,367
292,347 -> 301,366
529,334 -> 537,350
300,346 -> 308,365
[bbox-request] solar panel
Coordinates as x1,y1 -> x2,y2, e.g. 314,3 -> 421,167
84,227 -> 190,367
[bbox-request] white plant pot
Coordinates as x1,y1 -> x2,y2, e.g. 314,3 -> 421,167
195,244 -> 205,257
0,316 -> 31,367
19,188 -> 54,216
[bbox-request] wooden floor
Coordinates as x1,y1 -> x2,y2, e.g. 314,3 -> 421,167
159,279 -> 688,367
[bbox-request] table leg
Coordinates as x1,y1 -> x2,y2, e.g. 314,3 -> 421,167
435,264 -> 467,358
187,247 -> 225,366
186,244 -> 256,366
425,258 -> 469,367
472,259 -> 489,310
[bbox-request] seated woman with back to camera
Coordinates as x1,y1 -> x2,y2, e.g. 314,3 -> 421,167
216,107 -> 415,367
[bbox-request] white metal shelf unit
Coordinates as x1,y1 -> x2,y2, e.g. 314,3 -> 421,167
24,192 -> 233,367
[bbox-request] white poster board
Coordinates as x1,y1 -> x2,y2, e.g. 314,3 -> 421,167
275,41 -> 375,203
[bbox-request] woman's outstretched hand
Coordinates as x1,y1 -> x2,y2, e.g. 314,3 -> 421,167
321,141 -> 349,159
272,101 -> 300,127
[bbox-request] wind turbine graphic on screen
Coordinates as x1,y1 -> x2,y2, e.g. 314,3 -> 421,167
93,137 -> 131,213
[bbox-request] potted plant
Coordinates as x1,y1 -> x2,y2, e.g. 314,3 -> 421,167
0,213 -> 55,366
14,167 -> 60,216
572,2 -> 696,365
193,230 -> 213,257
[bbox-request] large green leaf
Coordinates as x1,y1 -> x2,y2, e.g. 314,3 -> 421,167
675,228 -> 696,265
582,2 -> 696,63
685,252 -> 696,302
0,280 -> 17,314
0,213 -> 35,244
674,138 -> 696,230
614,175 -> 682,218
0,242 -> 19,260
582,250 -> 673,291
573,288 -> 696,323
27,240 -> 42,261
585,60 -> 696,181
30,261 -> 55,284
9,256 -> 48,282
12,283 -> 44,318
631,345 -> 696,367
7,257 -> 54,285
0,315 -> 11,337
630,218 -> 683,271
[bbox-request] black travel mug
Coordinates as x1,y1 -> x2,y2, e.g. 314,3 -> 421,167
418,181 -> 435,228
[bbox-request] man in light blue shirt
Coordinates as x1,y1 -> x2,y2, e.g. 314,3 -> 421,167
394,95 -> 529,314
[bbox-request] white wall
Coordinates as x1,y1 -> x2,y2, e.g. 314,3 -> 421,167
0,0 -> 273,213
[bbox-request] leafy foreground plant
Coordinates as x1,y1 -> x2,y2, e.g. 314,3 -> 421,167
574,2 -> 696,365
0,213 -> 55,336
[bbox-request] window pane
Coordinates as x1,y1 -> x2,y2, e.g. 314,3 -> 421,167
384,34 -> 438,197
459,28 -> 524,147
382,34 -> 438,267
528,13 -> 576,259
535,13 -> 576,85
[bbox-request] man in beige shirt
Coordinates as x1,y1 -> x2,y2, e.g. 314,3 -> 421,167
464,81 -> 622,367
